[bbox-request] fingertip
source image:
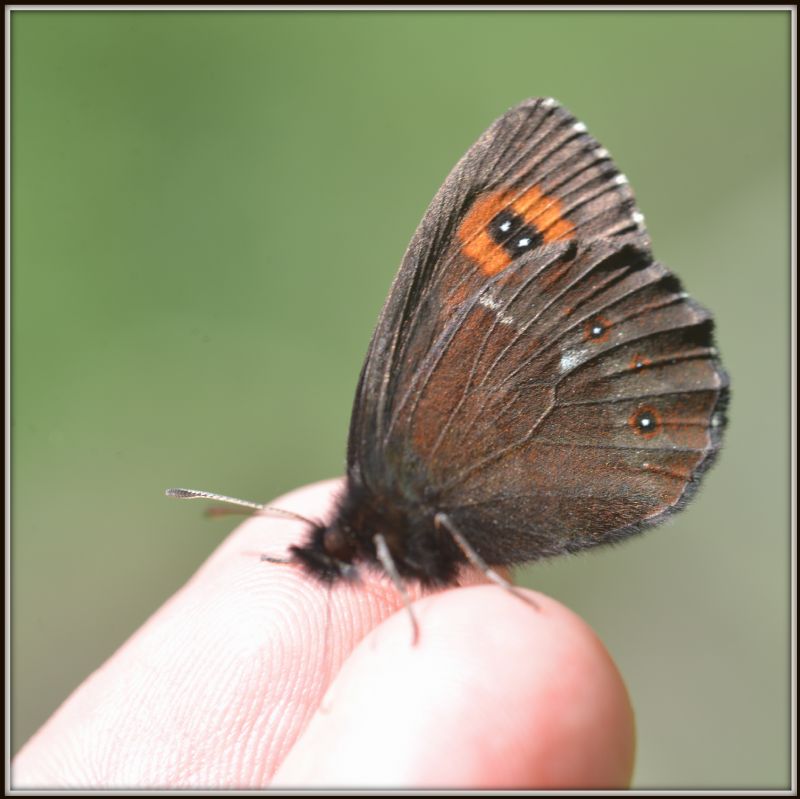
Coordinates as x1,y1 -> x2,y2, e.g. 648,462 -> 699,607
274,585 -> 635,789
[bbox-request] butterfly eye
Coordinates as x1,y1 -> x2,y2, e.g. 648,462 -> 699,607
323,527 -> 356,562
629,406 -> 662,439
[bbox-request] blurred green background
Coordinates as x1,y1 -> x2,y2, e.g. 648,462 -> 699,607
11,9 -> 790,789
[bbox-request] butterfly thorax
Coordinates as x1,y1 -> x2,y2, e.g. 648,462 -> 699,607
288,480 -> 464,586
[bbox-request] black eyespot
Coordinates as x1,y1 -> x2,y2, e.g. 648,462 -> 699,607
629,406 -> 662,439
637,412 -> 655,429
583,316 -> 611,343
488,210 -> 543,257
488,210 -> 518,239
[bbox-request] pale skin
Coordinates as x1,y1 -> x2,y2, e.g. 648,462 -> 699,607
12,479 -> 635,789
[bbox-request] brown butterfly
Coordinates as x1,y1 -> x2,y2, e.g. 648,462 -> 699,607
170,98 -> 729,629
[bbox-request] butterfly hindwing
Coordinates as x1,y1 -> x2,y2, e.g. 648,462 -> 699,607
401,240 -> 727,563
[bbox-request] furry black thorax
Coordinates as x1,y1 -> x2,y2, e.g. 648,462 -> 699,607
288,481 -> 464,587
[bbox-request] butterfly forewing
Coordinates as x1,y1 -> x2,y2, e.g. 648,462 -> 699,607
348,98 -> 649,487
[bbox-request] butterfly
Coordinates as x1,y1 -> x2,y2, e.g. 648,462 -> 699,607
170,98 -> 729,627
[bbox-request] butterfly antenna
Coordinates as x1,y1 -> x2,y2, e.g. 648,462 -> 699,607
165,487 -> 314,525
434,513 -> 540,610
373,533 -> 420,646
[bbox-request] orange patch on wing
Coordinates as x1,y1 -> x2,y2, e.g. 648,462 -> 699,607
458,192 -> 515,276
458,185 -> 575,276
510,185 -> 575,243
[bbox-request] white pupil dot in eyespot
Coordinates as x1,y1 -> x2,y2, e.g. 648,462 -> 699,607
499,220 -> 512,232
592,325 -> 603,336
517,237 -> 531,248
641,417 -> 651,427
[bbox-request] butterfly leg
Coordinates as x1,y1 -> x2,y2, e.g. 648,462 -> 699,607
260,554 -> 293,564
373,533 -> 420,645
434,513 -> 540,610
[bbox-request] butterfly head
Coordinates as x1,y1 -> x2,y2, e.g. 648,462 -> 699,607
288,520 -> 360,583
287,483 -> 395,584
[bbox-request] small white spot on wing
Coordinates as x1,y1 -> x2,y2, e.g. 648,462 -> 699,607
478,293 -> 516,326
559,349 -> 583,373
614,174 -> 629,186
573,121 -> 587,133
